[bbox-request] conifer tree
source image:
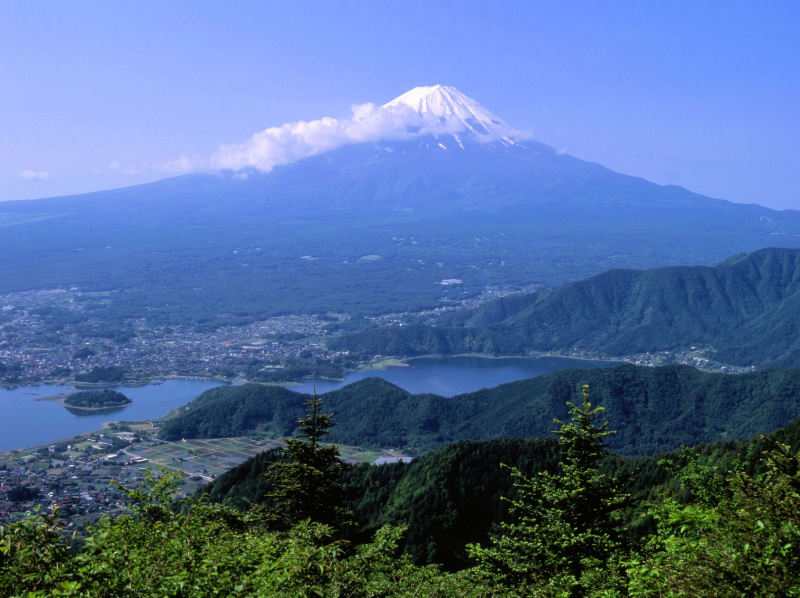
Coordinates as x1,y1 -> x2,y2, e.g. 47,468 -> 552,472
629,441 -> 800,595
266,390 -> 350,530
469,384 -> 627,595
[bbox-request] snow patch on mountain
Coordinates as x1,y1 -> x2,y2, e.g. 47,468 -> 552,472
384,84 -> 517,143
207,85 -> 525,173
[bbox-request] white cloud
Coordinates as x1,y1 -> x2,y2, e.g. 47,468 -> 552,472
209,102 -> 416,171
207,102 -> 522,172
159,155 -> 199,174
159,89 -> 526,175
106,160 -> 142,175
19,169 -> 50,180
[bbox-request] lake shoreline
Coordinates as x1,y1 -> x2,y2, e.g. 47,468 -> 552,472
2,354 -> 623,391
0,379 -> 224,454
3,355 -> 607,454
404,352 -> 628,365
2,349 -> 747,391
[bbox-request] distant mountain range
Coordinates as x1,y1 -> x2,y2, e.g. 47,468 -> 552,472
2,86 -> 799,324
159,363 -> 800,456
332,247 -> 800,367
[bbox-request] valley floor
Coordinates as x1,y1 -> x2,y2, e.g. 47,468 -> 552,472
0,419 -> 408,530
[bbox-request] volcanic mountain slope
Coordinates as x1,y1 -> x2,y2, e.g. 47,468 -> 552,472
332,247 -> 800,367
2,86 -> 800,323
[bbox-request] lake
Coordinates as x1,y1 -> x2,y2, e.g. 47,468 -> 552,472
0,380 -> 222,453
1,356 -> 618,452
291,355 -> 618,396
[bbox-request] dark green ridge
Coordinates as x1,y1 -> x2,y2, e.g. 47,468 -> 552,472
160,363 -> 800,456
332,247 -> 800,367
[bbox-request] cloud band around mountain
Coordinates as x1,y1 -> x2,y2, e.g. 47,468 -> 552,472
208,101 -> 521,172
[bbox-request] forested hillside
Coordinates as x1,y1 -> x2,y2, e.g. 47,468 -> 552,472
205,416 -> 800,570
5,387 -> 800,596
333,247 -> 800,367
160,363 -> 800,455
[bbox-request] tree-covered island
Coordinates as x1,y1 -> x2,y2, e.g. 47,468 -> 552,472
63,389 -> 132,410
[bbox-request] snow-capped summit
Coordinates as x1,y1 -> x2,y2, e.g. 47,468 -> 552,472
213,85 -> 525,171
384,84 -> 518,145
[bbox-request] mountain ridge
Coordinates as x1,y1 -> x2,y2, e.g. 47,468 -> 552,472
331,247 -> 800,367
159,363 -> 800,456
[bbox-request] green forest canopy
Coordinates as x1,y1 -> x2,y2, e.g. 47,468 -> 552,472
159,363 -> 800,456
333,247 -> 800,367
5,389 -> 799,596
63,389 -> 131,408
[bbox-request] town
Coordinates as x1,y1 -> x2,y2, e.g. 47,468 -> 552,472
0,285 -> 543,386
0,285 -> 751,388
0,417 -> 408,530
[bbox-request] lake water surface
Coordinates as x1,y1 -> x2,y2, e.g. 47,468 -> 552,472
1,356 -> 617,452
291,356 -> 618,396
0,380 -> 222,453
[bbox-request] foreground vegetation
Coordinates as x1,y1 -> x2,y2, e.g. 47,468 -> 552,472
205,387 -> 800,570
2,388 -> 799,596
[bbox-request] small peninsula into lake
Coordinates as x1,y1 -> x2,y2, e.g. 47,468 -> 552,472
63,390 -> 132,411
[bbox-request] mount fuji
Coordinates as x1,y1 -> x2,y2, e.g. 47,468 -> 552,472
382,84 -> 520,145
2,85 -> 800,324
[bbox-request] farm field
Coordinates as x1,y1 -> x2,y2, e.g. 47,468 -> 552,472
125,437 -> 406,481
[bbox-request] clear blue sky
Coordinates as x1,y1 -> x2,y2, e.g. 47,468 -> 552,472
2,1 -> 798,209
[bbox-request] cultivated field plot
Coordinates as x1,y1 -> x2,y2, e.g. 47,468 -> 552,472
338,445 -> 385,464
126,437 -> 285,480
125,437 -> 407,481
